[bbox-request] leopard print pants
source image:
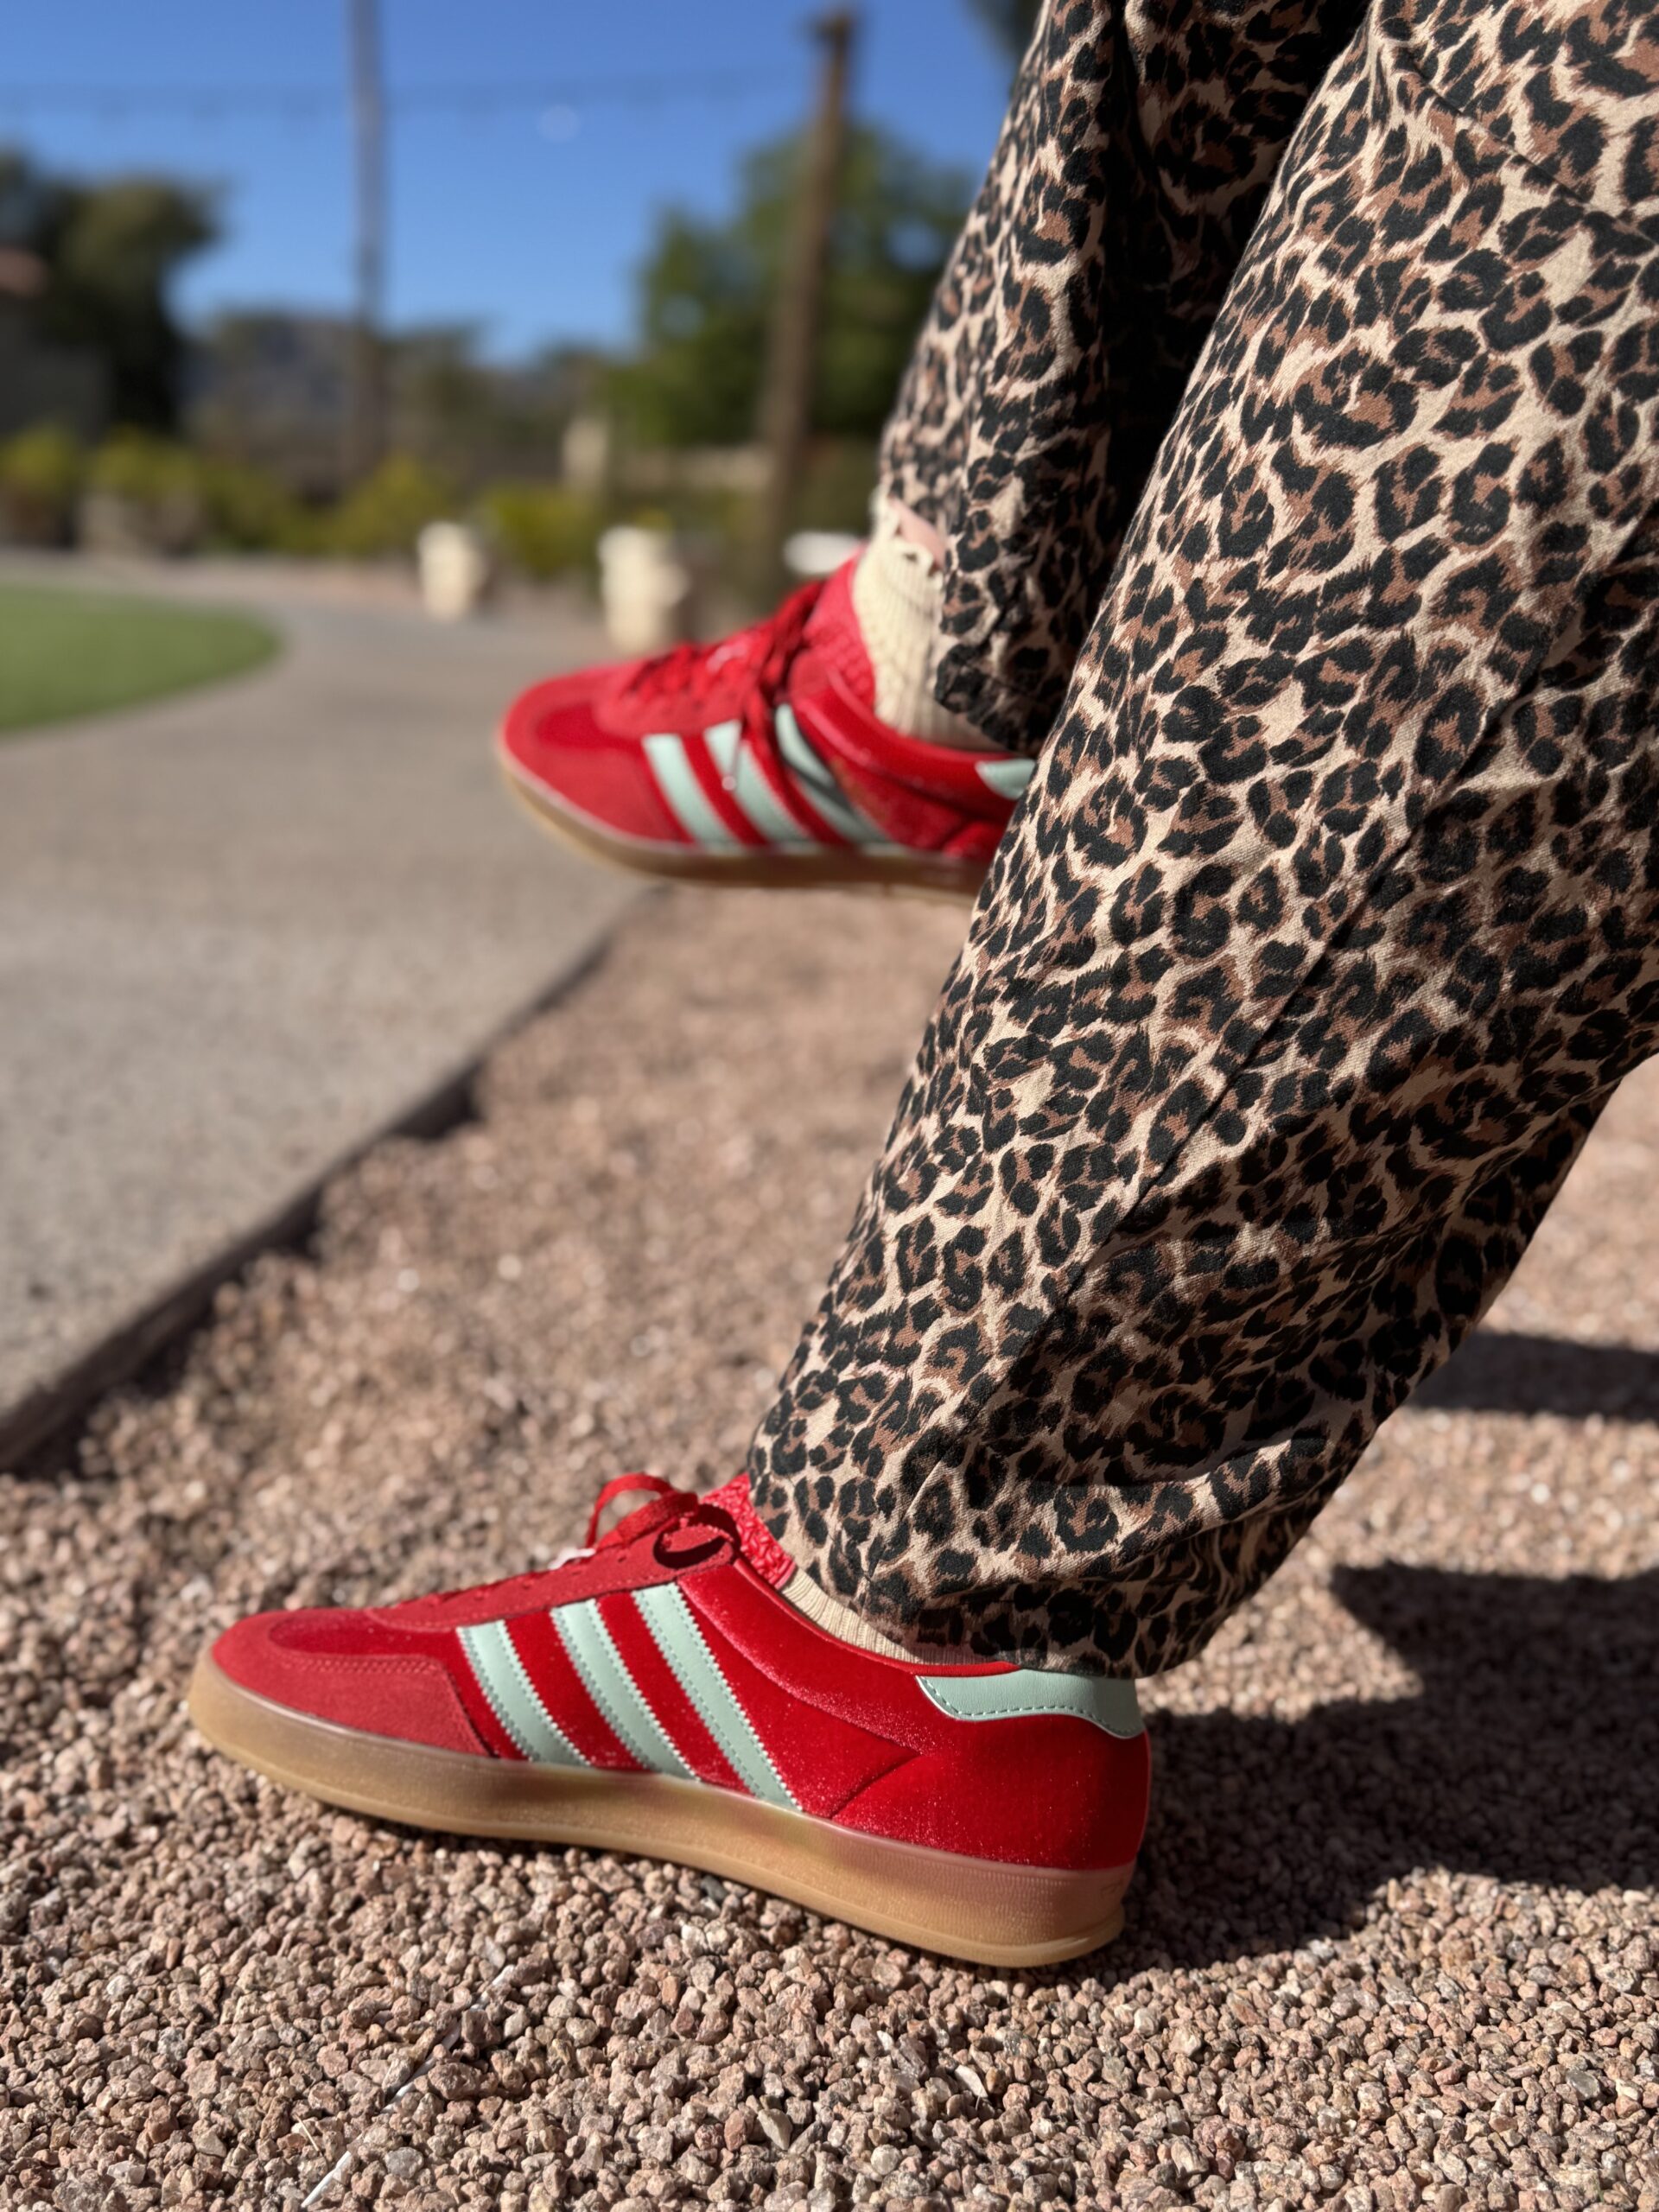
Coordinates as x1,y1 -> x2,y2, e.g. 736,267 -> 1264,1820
747,0 -> 1659,1676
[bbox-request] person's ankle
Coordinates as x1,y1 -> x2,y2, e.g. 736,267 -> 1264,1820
852,499 -> 995,752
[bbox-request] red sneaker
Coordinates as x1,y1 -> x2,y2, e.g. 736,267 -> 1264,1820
497,562 -> 1033,899
190,1474 -> 1147,1964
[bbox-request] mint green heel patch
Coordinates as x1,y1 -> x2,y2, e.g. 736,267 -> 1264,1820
918,1669 -> 1142,1738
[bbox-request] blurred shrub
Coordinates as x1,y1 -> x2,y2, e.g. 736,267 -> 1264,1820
84,432 -> 205,554
87,431 -> 199,506
327,454 -> 455,558
0,425 -> 84,544
195,456 -> 315,554
2,425 -> 636,575
477,481 -> 602,578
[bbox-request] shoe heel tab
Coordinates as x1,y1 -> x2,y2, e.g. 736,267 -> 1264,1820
975,756 -> 1035,802
918,1669 -> 1142,1739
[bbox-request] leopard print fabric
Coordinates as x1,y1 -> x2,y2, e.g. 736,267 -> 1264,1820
880,0 -> 1365,751
752,0 -> 1659,1676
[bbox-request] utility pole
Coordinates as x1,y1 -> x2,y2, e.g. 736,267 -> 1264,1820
346,0 -> 388,481
753,9 -> 857,600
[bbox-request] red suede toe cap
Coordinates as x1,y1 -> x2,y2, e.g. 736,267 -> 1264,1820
213,1610 -> 487,1756
499,676 -> 607,786
499,677 -> 691,846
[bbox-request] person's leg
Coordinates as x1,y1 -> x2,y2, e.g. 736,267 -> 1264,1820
751,0 -> 1659,1675
204,0 -> 1393,1966
194,0 -> 1659,1961
499,0 -> 1363,882
881,0 -> 1364,750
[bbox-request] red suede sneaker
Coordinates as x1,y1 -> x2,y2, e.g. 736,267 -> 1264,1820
189,1473 -> 1147,1965
497,561 -> 1033,899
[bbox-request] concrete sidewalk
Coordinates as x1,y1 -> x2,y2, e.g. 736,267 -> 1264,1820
1,887 -> 1654,2210
0,556 -> 635,1455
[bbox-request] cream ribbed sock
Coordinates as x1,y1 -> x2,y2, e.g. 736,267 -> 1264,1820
780,1567 -> 912,1659
851,506 -> 990,750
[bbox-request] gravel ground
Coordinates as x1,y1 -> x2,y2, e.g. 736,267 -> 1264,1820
2,888 -> 1656,2212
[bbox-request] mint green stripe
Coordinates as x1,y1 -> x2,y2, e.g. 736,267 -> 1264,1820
702,718 -> 741,777
976,756 -> 1036,801
552,1599 -> 695,1779
459,1621 -> 588,1766
701,719 -> 812,847
735,746 -> 817,847
643,732 -> 741,849
737,733 -> 821,846
632,1583 -> 797,1808
772,705 -> 889,849
918,1669 -> 1142,1738
701,718 -> 741,777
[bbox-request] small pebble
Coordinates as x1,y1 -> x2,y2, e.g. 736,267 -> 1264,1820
4,893 -> 1656,2209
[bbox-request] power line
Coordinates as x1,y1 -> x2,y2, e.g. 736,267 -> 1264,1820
0,69 -> 789,121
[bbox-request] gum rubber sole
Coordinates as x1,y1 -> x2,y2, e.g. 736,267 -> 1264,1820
498,743 -> 988,904
189,1655 -> 1133,1966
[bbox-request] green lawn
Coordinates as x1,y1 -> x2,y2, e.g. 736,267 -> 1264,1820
0,582 -> 279,735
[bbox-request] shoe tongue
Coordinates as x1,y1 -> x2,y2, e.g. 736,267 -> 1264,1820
804,559 -> 876,711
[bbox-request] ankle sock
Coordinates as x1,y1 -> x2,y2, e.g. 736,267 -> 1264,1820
851,508 -> 990,750
780,1566 -> 912,1659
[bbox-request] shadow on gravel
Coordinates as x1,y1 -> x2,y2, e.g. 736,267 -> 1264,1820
1122,1564 -> 1659,1973
1415,1327 -> 1659,1420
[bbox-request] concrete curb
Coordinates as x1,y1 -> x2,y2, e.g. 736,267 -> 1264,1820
0,927 -> 623,1473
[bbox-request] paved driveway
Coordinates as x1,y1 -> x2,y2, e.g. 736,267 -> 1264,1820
0,558 -> 635,1453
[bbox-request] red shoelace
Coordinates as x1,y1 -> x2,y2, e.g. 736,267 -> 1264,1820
587,1475 -> 740,1569
613,581 -> 825,788
383,1475 -> 725,1621
582,1471 -> 696,1548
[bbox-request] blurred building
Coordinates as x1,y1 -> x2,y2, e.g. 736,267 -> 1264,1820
189,311 -> 600,495
0,248 -> 106,442
188,312 -> 355,496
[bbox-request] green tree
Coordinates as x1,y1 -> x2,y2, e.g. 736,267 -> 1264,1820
962,0 -> 1042,65
0,149 -> 216,430
612,124 -> 968,451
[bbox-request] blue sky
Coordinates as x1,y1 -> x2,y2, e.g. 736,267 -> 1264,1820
2,2 -> 1014,359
